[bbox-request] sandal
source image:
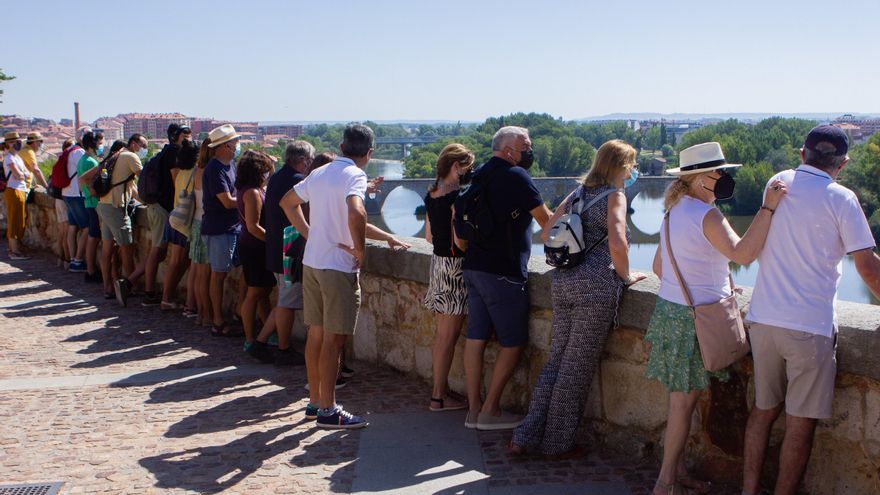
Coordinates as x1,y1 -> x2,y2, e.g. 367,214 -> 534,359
429,396 -> 468,412
211,324 -> 244,338
677,475 -> 711,494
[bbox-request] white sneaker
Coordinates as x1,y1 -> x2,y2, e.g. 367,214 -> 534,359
476,411 -> 523,431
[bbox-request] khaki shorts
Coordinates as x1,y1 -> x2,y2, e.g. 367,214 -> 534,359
95,203 -> 133,246
146,203 -> 168,247
302,265 -> 360,335
748,322 -> 837,419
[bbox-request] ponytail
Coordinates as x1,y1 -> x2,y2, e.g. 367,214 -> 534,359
663,176 -> 699,211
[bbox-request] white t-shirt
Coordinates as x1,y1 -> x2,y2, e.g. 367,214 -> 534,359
294,157 -> 368,273
747,165 -> 876,337
62,146 -> 85,197
3,153 -> 30,192
658,195 -> 733,306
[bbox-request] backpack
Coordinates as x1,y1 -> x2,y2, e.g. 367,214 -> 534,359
453,163 -> 506,246
49,145 -> 78,192
544,187 -> 618,269
92,152 -> 131,198
137,148 -> 163,204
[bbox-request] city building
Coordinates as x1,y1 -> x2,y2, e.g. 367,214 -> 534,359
833,114 -> 880,143
94,117 -> 125,143
258,124 -> 304,139
119,113 -> 191,139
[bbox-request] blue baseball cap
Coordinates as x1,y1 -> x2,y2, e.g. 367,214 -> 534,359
804,124 -> 849,156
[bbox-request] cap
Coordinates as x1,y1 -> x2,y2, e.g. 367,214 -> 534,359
804,124 -> 849,156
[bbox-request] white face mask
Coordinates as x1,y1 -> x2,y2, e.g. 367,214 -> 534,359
137,147 -> 148,159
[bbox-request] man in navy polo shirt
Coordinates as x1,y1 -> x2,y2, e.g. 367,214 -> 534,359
456,126 -> 551,431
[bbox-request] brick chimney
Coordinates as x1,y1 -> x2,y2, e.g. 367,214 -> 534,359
74,102 -> 80,130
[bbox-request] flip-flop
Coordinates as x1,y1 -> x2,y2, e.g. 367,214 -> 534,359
429,397 -> 468,412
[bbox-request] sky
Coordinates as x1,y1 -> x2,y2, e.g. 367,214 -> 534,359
3,0 -> 880,123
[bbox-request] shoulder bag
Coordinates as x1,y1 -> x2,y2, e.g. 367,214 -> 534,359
663,213 -> 749,372
169,170 -> 196,235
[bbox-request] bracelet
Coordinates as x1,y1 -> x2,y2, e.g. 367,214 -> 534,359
760,205 -> 775,214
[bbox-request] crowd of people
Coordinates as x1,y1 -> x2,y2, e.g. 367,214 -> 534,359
4,121 -> 879,495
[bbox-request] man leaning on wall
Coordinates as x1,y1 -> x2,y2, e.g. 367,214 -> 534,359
742,125 -> 880,495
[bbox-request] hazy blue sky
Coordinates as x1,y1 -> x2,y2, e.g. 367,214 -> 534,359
3,0 -> 879,123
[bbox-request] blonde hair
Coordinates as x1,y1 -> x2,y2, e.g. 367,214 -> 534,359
430,143 -> 475,192
582,139 -> 636,188
663,174 -> 702,211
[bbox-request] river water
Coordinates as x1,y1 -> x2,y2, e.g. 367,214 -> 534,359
365,160 -> 878,306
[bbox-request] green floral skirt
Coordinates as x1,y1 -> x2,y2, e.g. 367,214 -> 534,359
645,297 -> 729,393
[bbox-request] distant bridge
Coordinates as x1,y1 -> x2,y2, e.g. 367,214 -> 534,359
375,136 -> 440,158
365,175 -> 676,215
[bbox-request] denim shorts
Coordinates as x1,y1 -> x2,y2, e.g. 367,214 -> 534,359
63,196 -> 89,228
87,207 -> 101,239
204,233 -> 238,273
463,269 -> 529,347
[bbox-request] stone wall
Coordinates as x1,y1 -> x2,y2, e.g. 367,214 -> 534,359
4,192 -> 880,493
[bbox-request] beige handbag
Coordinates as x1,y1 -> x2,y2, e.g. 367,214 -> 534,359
663,214 -> 750,372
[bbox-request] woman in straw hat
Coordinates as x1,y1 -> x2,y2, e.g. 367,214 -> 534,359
3,131 -> 33,259
646,142 -> 787,494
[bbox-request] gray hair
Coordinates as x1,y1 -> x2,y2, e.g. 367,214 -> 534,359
491,126 -> 529,151
284,140 -> 316,167
76,126 -> 93,144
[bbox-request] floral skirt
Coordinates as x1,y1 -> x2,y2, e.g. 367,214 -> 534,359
645,297 -> 729,393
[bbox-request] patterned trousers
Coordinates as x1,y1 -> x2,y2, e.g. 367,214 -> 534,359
512,283 -> 621,455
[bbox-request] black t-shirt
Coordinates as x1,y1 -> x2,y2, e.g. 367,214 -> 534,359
264,166 -> 305,274
158,143 -> 179,212
425,190 -> 464,258
462,157 -> 543,279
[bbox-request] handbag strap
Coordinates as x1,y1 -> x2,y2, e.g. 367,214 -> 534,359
663,212 -> 735,308
182,169 -> 195,195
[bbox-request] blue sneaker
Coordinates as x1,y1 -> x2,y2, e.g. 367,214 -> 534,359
68,260 -> 87,273
316,406 -> 368,429
305,403 -> 319,420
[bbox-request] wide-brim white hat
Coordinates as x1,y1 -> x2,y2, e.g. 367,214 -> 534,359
666,141 -> 742,176
207,124 -> 240,148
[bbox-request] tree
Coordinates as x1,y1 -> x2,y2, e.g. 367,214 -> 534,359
660,144 -> 674,157
0,69 -> 13,103
659,122 -> 667,147
645,127 -> 661,151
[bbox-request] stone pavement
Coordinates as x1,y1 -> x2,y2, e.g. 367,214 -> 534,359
0,247 -> 740,495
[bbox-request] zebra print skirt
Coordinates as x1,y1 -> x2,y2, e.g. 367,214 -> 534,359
423,255 -> 467,315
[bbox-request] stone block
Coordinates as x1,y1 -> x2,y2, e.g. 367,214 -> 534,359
601,360 -> 668,430
865,385 -> 880,444
585,369 -> 603,420
353,310 -> 378,363
802,435 -> 880,495
413,345 -> 433,381
605,327 -> 649,364
527,309 -> 553,352
819,386 -> 863,443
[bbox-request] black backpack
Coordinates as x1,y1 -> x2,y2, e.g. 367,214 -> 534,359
137,148 -> 163,204
453,163 -> 505,246
92,152 -> 130,198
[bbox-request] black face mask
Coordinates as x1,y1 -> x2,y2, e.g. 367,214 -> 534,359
517,149 -> 534,170
459,169 -> 474,185
704,172 -> 736,200
12,142 -> 22,152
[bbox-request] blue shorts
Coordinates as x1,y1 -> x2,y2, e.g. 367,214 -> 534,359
164,221 -> 189,248
204,233 -> 238,273
63,196 -> 89,228
87,207 -> 101,239
463,269 -> 530,347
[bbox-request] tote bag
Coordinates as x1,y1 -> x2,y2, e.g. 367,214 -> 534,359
663,214 -> 749,371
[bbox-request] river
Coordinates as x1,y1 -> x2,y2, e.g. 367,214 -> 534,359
365,160 -> 879,305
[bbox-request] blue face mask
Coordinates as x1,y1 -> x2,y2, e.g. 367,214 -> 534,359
233,142 -> 241,160
624,168 -> 639,188
96,145 -> 105,156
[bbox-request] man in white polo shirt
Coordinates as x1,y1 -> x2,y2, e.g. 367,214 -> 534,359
742,125 -> 880,495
